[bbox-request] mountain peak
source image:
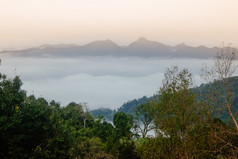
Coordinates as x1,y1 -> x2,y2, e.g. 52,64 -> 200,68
84,39 -> 119,48
130,37 -> 154,46
137,37 -> 149,42
176,43 -> 187,47
129,37 -> 168,49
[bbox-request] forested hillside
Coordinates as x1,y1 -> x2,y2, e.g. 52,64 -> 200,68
90,96 -> 150,121
92,76 -> 238,123
193,76 -> 238,121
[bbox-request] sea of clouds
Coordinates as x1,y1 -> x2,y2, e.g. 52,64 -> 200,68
0,54 -> 213,109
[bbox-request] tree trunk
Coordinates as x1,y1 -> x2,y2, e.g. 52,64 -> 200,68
228,107 -> 238,131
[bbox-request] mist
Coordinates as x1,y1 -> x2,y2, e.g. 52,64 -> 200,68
0,53 -> 212,109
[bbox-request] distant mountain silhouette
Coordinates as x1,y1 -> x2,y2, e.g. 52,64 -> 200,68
80,39 -> 121,56
125,38 -> 172,57
1,38 -> 217,59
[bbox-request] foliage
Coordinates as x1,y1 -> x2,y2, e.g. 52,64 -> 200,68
91,117 -> 114,142
113,111 -> 133,140
152,66 -> 212,158
154,66 -> 197,135
69,137 -> 114,159
0,74 -> 26,158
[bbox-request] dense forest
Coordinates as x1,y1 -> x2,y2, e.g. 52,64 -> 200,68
1,47 -> 238,158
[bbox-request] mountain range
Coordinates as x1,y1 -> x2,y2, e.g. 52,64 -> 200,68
1,38 -> 217,59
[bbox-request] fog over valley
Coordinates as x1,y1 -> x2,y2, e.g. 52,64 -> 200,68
0,39 -> 216,109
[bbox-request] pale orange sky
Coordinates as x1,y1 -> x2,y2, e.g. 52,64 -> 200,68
0,0 -> 238,49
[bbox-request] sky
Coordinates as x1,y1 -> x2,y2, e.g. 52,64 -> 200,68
1,0 -> 238,49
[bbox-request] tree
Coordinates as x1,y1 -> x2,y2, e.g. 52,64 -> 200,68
63,102 -> 87,130
91,117 -> 114,142
202,43 -> 238,131
134,101 -> 155,138
0,74 -> 26,158
155,66 -> 195,135
153,66 -> 206,158
82,102 -> 91,129
113,111 -> 133,140
108,112 -> 139,158
200,43 -> 238,157
69,137 -> 114,159
19,96 -> 51,156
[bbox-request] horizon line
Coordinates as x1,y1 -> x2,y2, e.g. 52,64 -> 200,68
1,37 -> 224,52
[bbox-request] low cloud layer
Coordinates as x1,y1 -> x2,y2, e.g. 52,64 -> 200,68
0,54 -> 212,109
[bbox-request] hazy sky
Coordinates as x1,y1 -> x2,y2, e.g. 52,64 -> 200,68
1,0 -> 238,49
